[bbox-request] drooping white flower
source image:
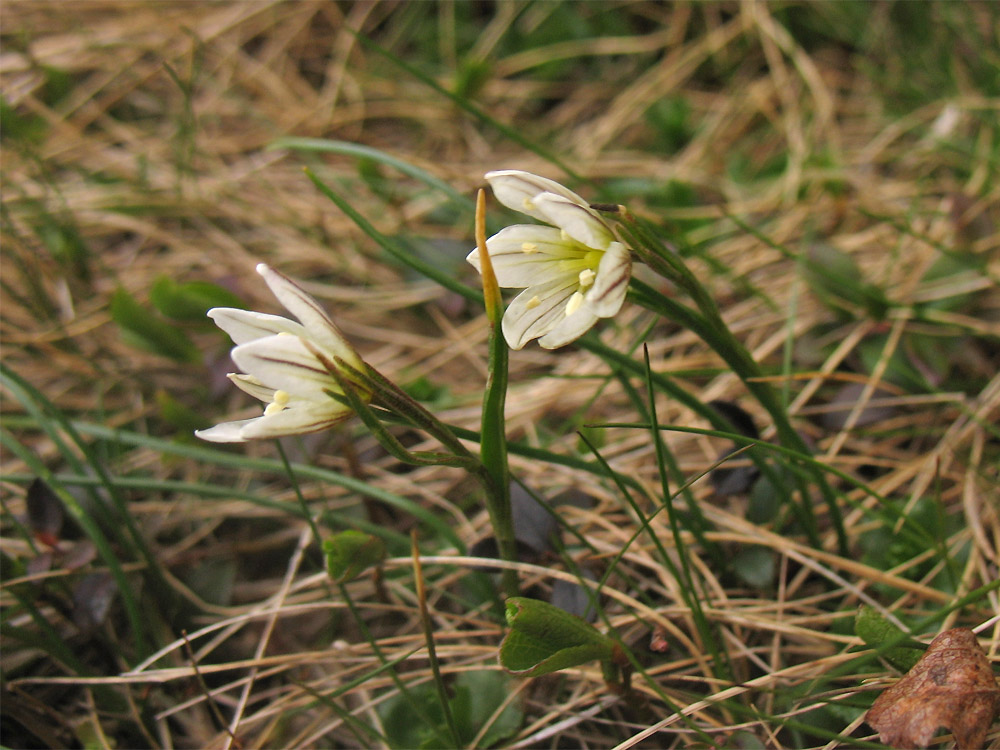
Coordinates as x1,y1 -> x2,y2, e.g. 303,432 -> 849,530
467,170 -> 631,350
196,264 -> 367,443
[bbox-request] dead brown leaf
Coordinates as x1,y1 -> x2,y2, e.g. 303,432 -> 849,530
866,628 -> 1000,749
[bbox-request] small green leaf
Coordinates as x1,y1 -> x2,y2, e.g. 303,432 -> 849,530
453,58 -> 492,100
0,95 -> 47,144
855,605 -> 924,671
36,219 -> 90,281
149,276 -> 246,322
732,546 -> 775,589
155,390 -> 212,434
110,287 -> 201,363
499,597 -> 614,677
323,530 -> 386,583
803,242 -> 890,320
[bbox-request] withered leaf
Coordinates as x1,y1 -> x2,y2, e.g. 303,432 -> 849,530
865,627 -> 1000,750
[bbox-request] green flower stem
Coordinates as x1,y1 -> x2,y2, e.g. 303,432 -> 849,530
475,188 -> 518,598
330,353 -> 518,596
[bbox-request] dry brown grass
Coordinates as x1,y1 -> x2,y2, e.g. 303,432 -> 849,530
2,2 -> 998,748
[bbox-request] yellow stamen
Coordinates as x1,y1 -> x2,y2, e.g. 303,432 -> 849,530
521,242 -> 538,254
264,390 -> 290,415
565,292 -> 584,316
578,268 -> 596,287
522,197 -> 535,211
525,295 -> 541,309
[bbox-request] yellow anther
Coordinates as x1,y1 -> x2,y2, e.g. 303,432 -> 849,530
522,197 -> 535,211
264,390 -> 290,416
578,268 -> 596,287
565,292 -> 584,316
521,242 -> 539,254
525,295 -> 541,310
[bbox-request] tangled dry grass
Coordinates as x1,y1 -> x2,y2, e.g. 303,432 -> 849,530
2,2 -> 998,748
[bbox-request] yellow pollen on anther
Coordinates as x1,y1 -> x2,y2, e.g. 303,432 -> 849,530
522,197 -> 535,211
521,242 -> 539,254
578,269 -> 596,287
525,295 -> 541,309
264,390 -> 290,416
565,292 -> 584,316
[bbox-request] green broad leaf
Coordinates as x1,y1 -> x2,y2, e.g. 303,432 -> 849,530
149,276 -> 245,322
323,530 -> 386,583
155,390 -> 212,434
109,287 -> 201,363
803,242 -> 890,320
35,219 -> 91,281
0,95 -> 48,144
453,58 -> 492,100
854,605 -> 924,672
644,96 -> 693,154
499,597 -> 614,677
378,671 -> 522,750
41,65 -> 75,107
732,546 -> 775,589
447,671 -> 523,749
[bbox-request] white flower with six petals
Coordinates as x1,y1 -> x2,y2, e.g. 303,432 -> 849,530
196,264 -> 367,443
467,170 -> 631,349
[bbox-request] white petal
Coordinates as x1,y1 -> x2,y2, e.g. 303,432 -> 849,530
537,304 -> 600,349
195,419 -> 258,443
256,264 -> 363,368
533,193 -> 614,250
586,241 -> 631,317
485,170 -> 589,221
501,279 -> 577,350
469,225 -> 581,288
227,373 -> 275,403
237,403 -> 351,439
231,335 -> 339,399
208,308 -> 304,345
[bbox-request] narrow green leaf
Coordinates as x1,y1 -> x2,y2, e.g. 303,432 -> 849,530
271,137 -> 469,206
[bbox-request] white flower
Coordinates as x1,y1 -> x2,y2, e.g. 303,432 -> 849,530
467,170 -> 631,350
196,264 -> 367,443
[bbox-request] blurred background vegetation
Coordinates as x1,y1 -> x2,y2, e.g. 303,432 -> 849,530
2,2 -> 997,748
